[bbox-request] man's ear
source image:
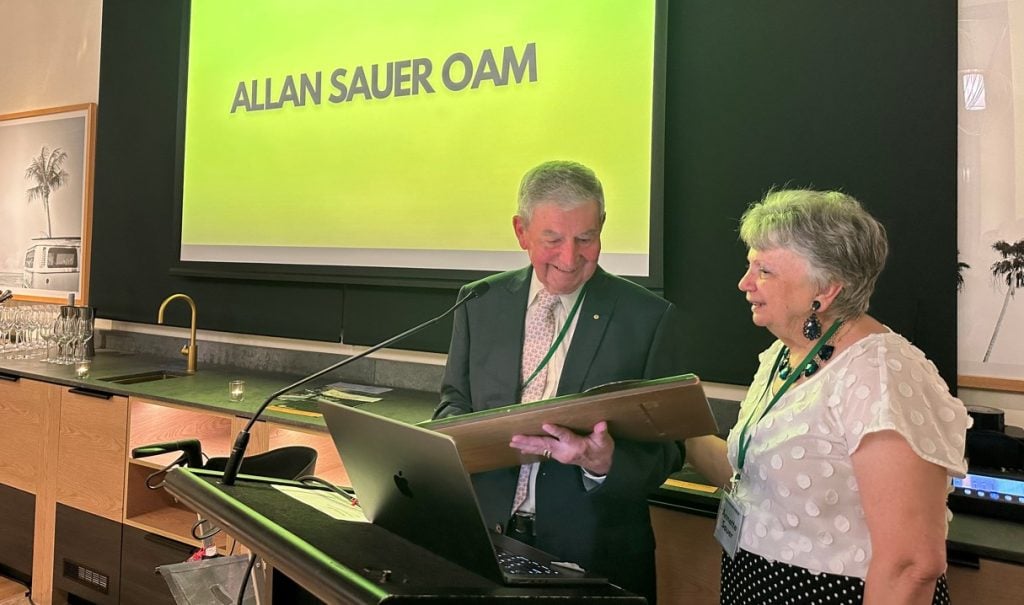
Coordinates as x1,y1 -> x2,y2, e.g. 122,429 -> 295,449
512,215 -> 529,250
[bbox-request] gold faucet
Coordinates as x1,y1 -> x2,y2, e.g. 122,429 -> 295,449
157,293 -> 198,374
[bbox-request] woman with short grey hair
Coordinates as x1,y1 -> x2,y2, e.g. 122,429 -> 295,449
686,189 -> 970,604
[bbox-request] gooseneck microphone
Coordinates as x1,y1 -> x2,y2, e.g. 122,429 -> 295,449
220,281 -> 489,486
0,290 -> 14,305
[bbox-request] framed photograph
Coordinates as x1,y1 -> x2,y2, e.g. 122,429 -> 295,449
0,103 -> 95,305
956,5 -> 1024,393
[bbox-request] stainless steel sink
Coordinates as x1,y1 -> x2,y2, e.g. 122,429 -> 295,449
98,370 -> 189,384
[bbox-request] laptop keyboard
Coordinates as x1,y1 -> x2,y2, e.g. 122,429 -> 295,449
495,549 -> 560,576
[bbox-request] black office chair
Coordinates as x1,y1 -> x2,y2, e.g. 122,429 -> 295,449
131,439 -> 318,481
132,438 -> 318,554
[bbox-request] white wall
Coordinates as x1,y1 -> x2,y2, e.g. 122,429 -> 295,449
0,0 -> 102,115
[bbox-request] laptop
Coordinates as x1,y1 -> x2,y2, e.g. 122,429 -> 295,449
317,400 -> 607,586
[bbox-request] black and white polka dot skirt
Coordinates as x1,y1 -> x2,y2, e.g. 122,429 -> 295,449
721,549 -> 950,604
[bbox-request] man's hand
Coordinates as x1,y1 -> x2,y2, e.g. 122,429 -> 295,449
509,421 -> 615,476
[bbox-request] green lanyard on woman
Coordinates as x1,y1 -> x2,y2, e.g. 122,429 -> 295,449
733,319 -> 842,478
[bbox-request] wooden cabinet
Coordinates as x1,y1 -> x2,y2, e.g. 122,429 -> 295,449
123,398 -> 239,548
651,506 -> 721,605
0,483 -> 35,582
119,526 -> 194,605
0,376 -> 56,494
0,375 -> 60,605
55,388 -> 129,521
122,397 -> 347,548
948,557 -> 1024,603
116,397 -> 346,603
52,504 -> 122,604
50,387 -> 128,605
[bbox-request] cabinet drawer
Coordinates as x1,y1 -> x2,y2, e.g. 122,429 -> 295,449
53,504 -> 122,604
120,526 -> 194,605
0,483 -> 34,581
0,377 -> 55,494
56,388 -> 128,521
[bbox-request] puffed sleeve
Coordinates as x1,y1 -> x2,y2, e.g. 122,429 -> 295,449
830,334 -> 971,477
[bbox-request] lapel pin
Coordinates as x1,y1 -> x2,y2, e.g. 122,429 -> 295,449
593,314 -> 600,320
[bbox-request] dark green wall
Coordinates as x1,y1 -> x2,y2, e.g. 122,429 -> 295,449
91,0 -> 957,387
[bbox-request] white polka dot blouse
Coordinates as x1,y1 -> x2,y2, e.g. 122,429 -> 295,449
725,331 -> 971,579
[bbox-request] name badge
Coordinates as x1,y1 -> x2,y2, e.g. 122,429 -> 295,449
714,491 -> 744,558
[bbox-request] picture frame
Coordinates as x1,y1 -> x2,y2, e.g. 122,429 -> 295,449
0,103 -> 96,305
956,5 -> 1024,394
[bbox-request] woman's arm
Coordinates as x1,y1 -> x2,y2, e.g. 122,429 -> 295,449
683,435 -> 732,488
852,430 -> 949,605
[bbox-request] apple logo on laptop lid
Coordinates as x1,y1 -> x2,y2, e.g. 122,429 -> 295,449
394,470 -> 414,498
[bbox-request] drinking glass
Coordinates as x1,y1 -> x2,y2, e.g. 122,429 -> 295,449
57,317 -> 77,365
41,317 -> 57,363
0,308 -> 13,359
47,317 -> 64,364
15,307 -> 31,358
74,316 -> 94,362
28,306 -> 46,358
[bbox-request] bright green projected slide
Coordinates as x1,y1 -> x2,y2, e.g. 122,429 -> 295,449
180,0 -> 660,276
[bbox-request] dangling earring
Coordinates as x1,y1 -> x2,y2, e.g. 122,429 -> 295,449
802,300 -> 823,340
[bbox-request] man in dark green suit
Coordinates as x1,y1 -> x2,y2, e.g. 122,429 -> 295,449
435,161 -> 684,603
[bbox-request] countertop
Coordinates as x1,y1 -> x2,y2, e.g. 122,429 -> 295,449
0,349 -> 438,428
2,350 -> 1023,568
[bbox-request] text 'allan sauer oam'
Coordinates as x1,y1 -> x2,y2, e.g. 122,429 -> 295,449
230,43 -> 538,113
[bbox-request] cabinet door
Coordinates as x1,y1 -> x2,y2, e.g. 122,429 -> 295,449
56,388 -> 129,521
120,526 -> 194,605
0,375 -> 55,494
53,503 -> 122,604
948,558 -> 1024,604
0,483 -> 34,580
651,506 -> 721,605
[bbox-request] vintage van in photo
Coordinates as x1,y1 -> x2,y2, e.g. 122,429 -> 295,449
22,237 -> 81,291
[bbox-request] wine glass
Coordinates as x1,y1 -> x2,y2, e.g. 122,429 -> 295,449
47,316 -> 66,364
57,317 -> 77,365
74,315 -> 94,362
41,315 -> 58,363
0,308 -> 13,359
27,306 -> 46,358
12,307 -> 28,359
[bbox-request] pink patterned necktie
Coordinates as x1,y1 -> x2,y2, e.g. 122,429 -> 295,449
512,289 -> 561,512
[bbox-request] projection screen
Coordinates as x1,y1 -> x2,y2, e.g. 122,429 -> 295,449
177,0 -> 665,283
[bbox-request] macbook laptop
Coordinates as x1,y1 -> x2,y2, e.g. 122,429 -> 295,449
317,400 -> 607,586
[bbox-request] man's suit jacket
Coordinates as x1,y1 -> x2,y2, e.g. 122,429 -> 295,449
436,266 -> 685,598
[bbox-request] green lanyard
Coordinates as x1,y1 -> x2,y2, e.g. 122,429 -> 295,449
734,319 -> 842,476
521,284 -> 588,392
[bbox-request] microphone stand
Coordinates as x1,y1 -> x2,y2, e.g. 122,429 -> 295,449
220,283 -> 488,485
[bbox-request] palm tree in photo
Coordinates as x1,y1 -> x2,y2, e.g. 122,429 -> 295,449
983,239 -> 1024,362
24,146 -> 70,238
957,250 -> 969,293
